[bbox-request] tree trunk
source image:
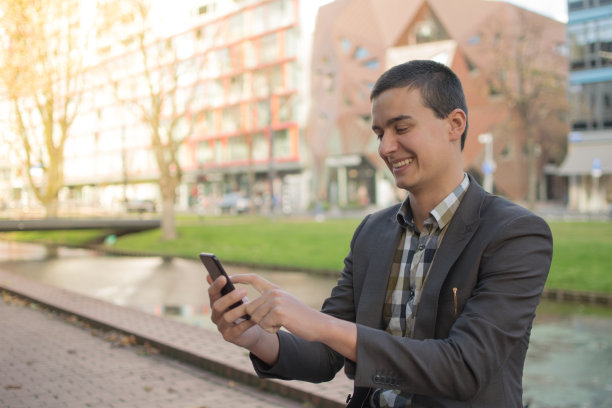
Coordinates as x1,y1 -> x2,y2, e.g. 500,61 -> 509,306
161,194 -> 177,241
525,125 -> 537,211
44,199 -> 59,219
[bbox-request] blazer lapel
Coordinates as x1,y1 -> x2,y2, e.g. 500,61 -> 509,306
356,211 -> 402,329
415,178 -> 485,338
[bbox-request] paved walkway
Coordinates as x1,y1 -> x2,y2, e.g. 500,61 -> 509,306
0,269 -> 352,408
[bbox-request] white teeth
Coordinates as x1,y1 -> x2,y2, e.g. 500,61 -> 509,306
392,158 -> 413,168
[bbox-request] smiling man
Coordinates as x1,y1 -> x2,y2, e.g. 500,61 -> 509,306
208,60 -> 553,407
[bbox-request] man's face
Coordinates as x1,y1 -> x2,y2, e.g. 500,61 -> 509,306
372,87 -> 456,193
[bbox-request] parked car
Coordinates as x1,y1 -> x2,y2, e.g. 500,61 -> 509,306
125,199 -> 157,213
218,193 -> 249,214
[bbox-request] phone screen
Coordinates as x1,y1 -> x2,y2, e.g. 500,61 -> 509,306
200,252 -> 248,318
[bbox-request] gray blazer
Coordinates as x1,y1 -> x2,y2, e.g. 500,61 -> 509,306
252,177 -> 553,407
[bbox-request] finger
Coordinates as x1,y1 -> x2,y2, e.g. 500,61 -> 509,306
221,302 -> 251,326
244,290 -> 287,332
230,274 -> 279,294
207,275 -> 228,305
217,314 -> 256,341
211,286 -> 247,318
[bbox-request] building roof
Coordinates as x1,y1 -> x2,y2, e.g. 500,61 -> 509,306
558,141 -> 612,175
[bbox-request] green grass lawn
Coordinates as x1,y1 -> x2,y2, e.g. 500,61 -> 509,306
2,216 -> 611,294
113,216 -> 361,272
547,221 -> 612,294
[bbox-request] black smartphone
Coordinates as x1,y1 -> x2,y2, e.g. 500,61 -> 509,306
200,252 -> 249,319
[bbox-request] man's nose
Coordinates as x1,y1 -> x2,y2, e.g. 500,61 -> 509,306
378,133 -> 398,156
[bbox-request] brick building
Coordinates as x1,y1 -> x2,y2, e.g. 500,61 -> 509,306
306,0 -> 567,206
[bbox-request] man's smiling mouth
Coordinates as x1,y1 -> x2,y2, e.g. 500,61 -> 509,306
391,158 -> 414,168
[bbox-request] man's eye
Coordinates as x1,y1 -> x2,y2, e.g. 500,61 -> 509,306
375,132 -> 383,140
396,127 -> 408,133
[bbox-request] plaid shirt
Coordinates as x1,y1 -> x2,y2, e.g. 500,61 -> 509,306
373,174 -> 470,408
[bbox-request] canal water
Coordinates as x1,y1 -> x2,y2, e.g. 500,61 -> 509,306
1,241 -> 611,408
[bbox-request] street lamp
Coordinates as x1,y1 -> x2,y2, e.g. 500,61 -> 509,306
478,133 -> 495,193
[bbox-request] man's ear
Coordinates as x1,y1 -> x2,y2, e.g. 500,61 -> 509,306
447,109 -> 466,142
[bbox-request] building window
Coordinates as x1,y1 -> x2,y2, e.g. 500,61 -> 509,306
277,95 -> 294,122
228,13 -> 243,42
353,46 -> 370,60
259,32 -> 278,64
500,139 -> 514,160
222,105 -> 241,133
229,75 -> 244,102
253,65 -> 282,97
363,58 -> 379,70
272,129 -> 290,158
285,27 -> 298,58
340,37 -> 352,54
256,100 -> 270,128
228,135 -> 248,161
242,40 -> 257,68
252,132 -> 268,160
569,81 -> 612,130
215,139 -> 224,163
413,10 -> 449,44
569,17 -> 612,70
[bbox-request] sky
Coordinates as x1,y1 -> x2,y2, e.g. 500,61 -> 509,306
503,0 -> 568,22
307,0 -> 568,24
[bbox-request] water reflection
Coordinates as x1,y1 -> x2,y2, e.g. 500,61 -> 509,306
1,241 -> 611,407
0,241 -> 338,330
524,309 -> 612,407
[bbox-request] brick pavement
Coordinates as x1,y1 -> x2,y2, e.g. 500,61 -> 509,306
0,269 -> 353,408
0,295 -> 305,408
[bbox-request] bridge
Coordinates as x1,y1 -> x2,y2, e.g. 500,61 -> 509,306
0,218 -> 161,233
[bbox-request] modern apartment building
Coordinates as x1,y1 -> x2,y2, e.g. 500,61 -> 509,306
307,0 -> 567,206
559,0 -> 612,212
56,0 -> 308,214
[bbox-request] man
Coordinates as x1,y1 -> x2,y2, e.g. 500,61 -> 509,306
208,60 -> 553,407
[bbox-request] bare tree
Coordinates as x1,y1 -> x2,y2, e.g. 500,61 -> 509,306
482,8 -> 567,209
0,0 -> 86,217
97,0 -> 202,240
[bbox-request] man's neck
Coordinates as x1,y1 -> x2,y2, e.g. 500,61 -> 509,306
408,172 -> 465,231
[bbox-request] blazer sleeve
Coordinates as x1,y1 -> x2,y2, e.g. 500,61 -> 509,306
352,211 -> 553,401
250,215 -> 372,382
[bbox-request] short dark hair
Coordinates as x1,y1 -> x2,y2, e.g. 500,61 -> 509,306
370,60 -> 468,150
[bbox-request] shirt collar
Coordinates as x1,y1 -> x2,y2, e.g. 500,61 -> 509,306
396,173 -> 470,231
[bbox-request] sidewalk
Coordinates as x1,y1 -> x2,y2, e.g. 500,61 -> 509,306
0,269 -> 352,408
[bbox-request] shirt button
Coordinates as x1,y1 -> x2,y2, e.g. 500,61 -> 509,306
418,243 -> 425,251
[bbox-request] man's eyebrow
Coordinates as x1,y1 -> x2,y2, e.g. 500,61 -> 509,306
372,114 -> 413,131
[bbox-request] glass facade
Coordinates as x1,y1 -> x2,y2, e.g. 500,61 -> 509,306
569,81 -> 612,129
568,1 -> 612,130
568,15 -> 612,70
563,0 -> 612,213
